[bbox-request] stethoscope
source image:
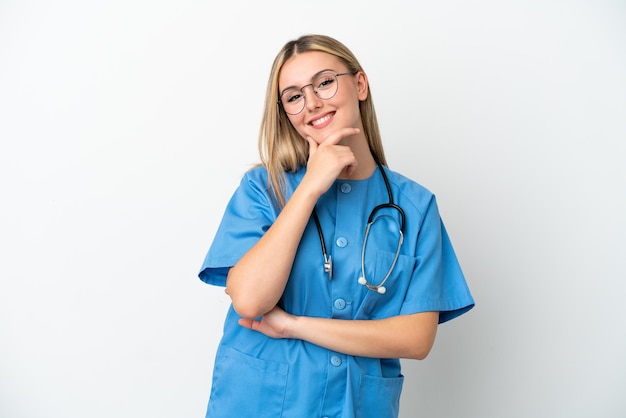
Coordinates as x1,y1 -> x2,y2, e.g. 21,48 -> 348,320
311,162 -> 406,294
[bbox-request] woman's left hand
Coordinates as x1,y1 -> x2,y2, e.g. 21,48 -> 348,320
238,306 -> 295,339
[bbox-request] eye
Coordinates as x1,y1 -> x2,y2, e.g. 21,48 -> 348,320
283,90 -> 303,104
315,75 -> 336,90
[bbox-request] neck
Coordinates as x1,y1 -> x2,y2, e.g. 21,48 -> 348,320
337,135 -> 377,180
338,127 -> 377,180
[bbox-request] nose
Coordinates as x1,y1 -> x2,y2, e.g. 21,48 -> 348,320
302,84 -> 323,111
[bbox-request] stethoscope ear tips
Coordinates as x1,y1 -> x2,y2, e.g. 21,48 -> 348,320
358,277 -> 387,294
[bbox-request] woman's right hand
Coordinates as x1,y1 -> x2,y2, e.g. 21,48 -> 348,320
302,127 -> 360,196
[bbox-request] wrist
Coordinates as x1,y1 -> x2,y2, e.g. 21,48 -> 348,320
296,175 -> 324,201
286,313 -> 304,340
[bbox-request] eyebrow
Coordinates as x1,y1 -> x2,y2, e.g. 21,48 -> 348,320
279,68 -> 335,96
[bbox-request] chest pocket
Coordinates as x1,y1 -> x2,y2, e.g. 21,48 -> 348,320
354,250 -> 417,319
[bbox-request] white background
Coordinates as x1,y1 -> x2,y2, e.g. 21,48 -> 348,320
1,1 -> 625,417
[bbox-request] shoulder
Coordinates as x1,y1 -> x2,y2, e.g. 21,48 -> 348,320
242,165 -> 269,185
239,165 -> 306,208
242,165 -> 305,185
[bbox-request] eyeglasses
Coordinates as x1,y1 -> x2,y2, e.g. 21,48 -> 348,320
278,71 -> 357,115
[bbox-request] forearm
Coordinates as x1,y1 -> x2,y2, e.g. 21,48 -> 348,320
288,312 -> 439,360
227,184 -> 319,318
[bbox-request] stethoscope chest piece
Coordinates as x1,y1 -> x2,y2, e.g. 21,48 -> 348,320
324,254 -> 332,280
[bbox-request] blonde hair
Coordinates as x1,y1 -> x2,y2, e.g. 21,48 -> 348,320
258,34 -> 387,207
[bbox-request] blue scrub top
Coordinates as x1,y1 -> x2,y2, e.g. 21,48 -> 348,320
199,165 -> 474,418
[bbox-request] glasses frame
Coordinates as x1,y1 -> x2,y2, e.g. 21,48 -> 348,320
278,71 -> 358,115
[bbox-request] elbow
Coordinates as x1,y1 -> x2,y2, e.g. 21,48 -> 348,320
226,269 -> 269,319
230,295 -> 267,319
403,319 -> 438,360
410,344 -> 434,361
404,340 -> 435,360
403,311 -> 438,360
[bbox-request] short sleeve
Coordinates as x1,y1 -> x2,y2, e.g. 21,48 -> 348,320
400,196 -> 474,323
198,168 -> 276,287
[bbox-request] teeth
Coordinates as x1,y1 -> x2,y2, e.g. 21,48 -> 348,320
311,114 -> 332,126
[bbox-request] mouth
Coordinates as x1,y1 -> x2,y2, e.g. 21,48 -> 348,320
308,112 -> 335,128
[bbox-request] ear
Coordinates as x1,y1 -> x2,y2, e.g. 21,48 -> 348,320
356,71 -> 369,101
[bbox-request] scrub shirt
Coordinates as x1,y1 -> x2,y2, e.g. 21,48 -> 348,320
199,165 -> 474,418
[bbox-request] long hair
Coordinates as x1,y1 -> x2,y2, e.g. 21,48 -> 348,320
258,34 -> 386,207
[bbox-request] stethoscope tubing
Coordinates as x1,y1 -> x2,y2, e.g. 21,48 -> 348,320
311,162 -> 405,292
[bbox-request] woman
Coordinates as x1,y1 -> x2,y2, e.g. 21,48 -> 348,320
198,34 -> 474,418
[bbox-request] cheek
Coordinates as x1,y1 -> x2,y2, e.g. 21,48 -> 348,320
287,114 -> 307,134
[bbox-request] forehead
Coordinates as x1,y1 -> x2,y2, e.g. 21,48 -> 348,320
278,51 -> 345,88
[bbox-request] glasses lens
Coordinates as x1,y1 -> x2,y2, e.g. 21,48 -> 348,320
280,88 -> 305,115
313,73 -> 338,100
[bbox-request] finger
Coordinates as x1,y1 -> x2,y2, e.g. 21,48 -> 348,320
323,127 -> 360,147
345,161 -> 357,177
305,136 -> 318,157
238,318 -> 254,329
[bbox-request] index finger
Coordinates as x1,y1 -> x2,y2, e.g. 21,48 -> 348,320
321,127 -> 361,146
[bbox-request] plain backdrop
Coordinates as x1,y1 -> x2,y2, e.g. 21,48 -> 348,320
1,1 -> 625,417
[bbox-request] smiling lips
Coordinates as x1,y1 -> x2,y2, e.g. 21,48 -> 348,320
309,112 -> 334,128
